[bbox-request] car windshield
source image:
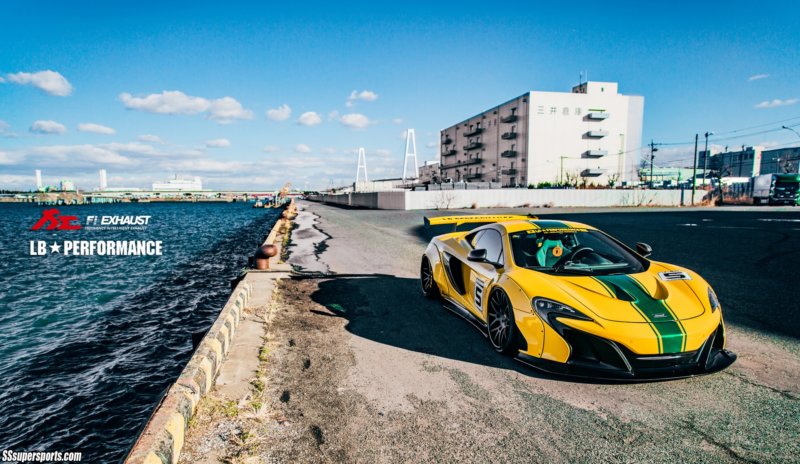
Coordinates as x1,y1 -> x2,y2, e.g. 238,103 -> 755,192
509,229 -> 646,275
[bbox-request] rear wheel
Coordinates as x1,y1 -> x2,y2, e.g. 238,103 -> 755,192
420,257 -> 440,299
487,288 -> 520,355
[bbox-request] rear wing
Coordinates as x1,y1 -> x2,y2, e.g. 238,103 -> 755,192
424,214 -> 536,228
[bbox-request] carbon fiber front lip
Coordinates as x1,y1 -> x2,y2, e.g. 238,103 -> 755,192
514,326 -> 737,382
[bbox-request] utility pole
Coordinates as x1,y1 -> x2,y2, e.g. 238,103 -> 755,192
703,131 -> 714,187
649,140 -> 658,188
691,134 -> 698,205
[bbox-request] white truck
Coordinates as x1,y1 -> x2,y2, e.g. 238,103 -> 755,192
752,174 -> 800,205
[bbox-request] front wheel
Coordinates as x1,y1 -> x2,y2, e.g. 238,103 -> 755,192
420,257 -> 440,300
487,288 -> 520,355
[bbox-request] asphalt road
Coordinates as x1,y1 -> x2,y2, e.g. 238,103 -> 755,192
264,202 -> 800,463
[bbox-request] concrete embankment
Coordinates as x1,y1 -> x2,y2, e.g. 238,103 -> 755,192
124,202 -> 297,464
312,188 -> 708,209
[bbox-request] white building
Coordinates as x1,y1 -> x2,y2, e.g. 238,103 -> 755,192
152,175 -> 203,192
99,169 -> 108,190
439,81 -> 644,187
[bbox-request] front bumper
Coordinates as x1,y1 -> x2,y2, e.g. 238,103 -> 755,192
516,323 -> 736,381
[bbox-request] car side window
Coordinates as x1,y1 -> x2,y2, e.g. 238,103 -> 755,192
474,229 -> 504,265
467,230 -> 485,249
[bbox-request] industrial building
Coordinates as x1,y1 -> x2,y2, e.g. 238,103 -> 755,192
711,146 -> 799,177
438,81 -> 644,187
152,175 -> 204,192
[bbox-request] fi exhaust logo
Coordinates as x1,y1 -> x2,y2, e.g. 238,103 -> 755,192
29,209 -> 162,257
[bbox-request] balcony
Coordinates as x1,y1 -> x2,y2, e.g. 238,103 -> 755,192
501,168 -> 518,175
461,157 -> 482,166
501,150 -> 517,158
442,148 -> 457,156
585,130 -> 608,138
463,127 -> 484,137
583,149 -> 608,158
581,168 -> 605,177
464,172 -> 484,180
501,132 -> 517,140
441,136 -> 453,144
587,112 -> 609,120
463,142 -> 483,151
501,114 -> 517,123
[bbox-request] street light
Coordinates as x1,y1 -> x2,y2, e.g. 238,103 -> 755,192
782,125 -> 800,139
703,131 -> 714,187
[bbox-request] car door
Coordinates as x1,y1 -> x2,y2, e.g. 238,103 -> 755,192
465,228 -> 505,319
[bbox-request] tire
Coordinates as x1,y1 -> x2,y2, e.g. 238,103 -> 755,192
420,256 -> 440,300
487,288 -> 520,355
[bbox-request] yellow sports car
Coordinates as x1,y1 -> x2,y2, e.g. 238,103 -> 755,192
420,215 -> 736,379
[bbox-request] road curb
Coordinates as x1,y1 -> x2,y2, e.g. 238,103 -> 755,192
125,200 -> 297,464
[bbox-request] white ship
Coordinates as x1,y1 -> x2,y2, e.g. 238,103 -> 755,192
152,175 -> 203,192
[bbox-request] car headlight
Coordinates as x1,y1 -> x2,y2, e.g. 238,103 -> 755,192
708,287 -> 720,312
533,297 -> 593,323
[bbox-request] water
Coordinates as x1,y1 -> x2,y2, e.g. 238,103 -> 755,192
0,202 -> 280,463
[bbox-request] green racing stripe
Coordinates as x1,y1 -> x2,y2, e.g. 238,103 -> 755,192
593,274 -> 686,354
532,220 -> 572,229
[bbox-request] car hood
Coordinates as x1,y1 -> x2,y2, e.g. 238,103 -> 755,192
538,269 -> 707,323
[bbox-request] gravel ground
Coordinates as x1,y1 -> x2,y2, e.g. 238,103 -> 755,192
183,202 -> 800,463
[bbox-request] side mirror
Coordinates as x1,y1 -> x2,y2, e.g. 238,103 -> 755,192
636,242 -> 652,258
468,248 -> 488,262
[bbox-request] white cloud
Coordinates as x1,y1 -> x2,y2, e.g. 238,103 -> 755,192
0,120 -> 9,132
120,90 -> 209,114
392,118 -> 404,125
339,113 -> 372,130
119,90 -> 252,123
4,70 -> 73,96
320,147 -> 336,155
262,145 -> 280,153
30,120 -> 66,134
207,97 -> 254,123
138,134 -> 165,144
346,89 -> 378,107
748,73 -> 769,81
297,111 -> 322,126
78,123 -> 116,135
294,144 -> 312,153
206,138 -> 231,148
24,144 -> 134,166
374,149 -> 391,156
266,104 -> 292,121
755,98 -> 798,109
425,141 -> 437,148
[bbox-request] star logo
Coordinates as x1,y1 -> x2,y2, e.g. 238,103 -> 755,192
50,242 -> 62,254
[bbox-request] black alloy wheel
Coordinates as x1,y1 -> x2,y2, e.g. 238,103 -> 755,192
487,288 -> 519,355
420,257 -> 440,299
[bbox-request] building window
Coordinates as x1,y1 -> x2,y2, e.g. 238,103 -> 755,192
550,107 -> 557,115
511,107 -> 517,115
536,106 -> 544,114
511,144 -> 515,150
563,107 -> 569,115
575,107 -> 581,115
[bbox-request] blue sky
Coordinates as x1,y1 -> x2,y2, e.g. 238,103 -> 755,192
1,1 -> 799,190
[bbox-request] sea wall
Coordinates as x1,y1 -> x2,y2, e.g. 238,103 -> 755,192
312,188 -> 707,210
125,202 -> 297,464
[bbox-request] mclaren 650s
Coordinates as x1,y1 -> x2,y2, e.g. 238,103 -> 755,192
420,214 -> 736,380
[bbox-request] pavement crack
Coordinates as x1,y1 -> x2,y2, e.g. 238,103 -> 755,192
683,420 -> 759,464
724,371 -> 798,400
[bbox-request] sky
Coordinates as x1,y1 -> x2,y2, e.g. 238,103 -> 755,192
1,0 -> 799,191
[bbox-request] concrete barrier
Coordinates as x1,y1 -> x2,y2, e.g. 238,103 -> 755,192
125,204 -> 294,464
312,188 -> 707,210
